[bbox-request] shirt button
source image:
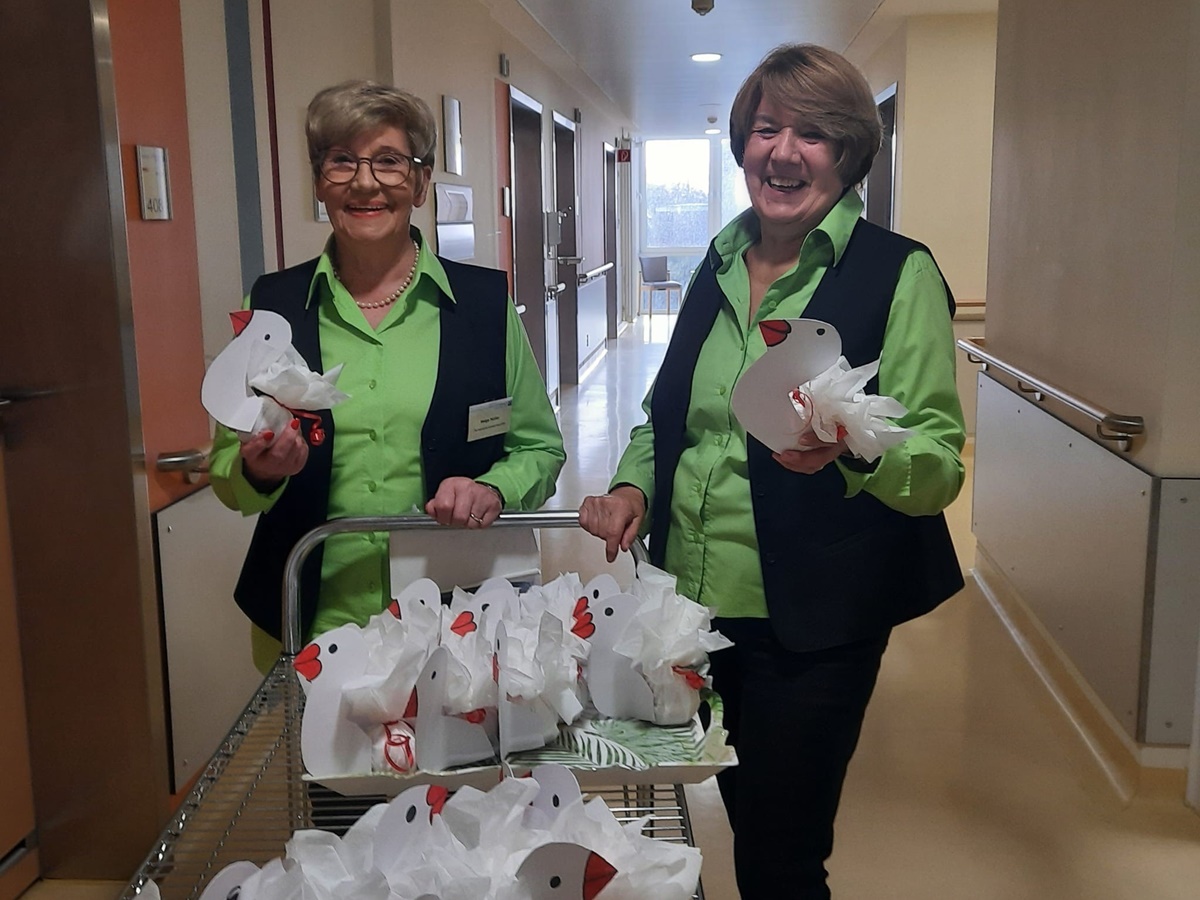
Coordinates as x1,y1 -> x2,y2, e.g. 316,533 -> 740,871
369,429 -> 378,440
368,581 -> 377,591
718,386 -> 727,396
367,480 -> 378,492
368,379 -> 377,390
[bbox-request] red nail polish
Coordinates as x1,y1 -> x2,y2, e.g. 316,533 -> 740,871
290,418 -> 301,430
261,431 -> 275,442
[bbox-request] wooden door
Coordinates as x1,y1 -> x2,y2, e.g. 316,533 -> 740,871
510,88 -> 551,392
0,437 -> 37,900
603,142 -> 619,339
552,113 -> 580,387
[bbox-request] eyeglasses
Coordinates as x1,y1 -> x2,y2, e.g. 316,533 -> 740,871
319,150 -> 424,186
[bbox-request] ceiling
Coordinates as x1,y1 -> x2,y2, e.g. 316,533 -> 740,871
513,0 -> 996,137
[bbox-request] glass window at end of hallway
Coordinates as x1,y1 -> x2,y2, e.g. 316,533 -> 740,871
640,137 -> 750,292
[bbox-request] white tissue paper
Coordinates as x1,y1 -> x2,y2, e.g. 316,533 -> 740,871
610,563 -> 733,725
192,766 -> 698,900
788,356 -> 914,462
246,340 -> 349,411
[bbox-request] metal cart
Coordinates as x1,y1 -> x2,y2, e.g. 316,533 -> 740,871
122,512 -> 710,900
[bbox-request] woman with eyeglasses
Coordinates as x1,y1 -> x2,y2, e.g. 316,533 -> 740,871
210,81 -> 564,668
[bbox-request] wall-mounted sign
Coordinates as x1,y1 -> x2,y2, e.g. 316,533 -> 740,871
616,147 -> 631,164
136,145 -> 172,220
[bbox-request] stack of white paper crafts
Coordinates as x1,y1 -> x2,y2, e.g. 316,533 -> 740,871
296,566 -> 733,779
140,765 -> 701,900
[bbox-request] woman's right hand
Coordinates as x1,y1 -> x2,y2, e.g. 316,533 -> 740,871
579,485 -> 646,563
239,419 -> 309,492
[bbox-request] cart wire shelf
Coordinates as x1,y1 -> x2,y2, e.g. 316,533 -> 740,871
124,513 -> 708,900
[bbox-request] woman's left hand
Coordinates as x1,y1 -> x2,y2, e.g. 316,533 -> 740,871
773,433 -> 848,474
425,477 -> 503,528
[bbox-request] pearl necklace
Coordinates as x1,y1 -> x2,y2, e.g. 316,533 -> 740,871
335,240 -> 420,310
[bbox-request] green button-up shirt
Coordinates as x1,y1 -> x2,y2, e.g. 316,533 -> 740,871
612,191 -> 965,618
210,232 -> 565,636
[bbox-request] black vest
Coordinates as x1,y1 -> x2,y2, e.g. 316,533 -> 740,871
649,219 -> 964,652
234,253 -> 509,640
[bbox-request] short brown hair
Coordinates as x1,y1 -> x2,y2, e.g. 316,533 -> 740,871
305,81 -> 437,178
729,44 -> 882,186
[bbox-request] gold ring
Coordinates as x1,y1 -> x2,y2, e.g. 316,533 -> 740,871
469,513 -> 483,523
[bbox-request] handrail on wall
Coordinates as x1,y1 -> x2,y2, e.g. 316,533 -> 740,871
957,337 -> 1145,452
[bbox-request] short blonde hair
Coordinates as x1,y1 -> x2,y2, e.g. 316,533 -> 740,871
305,81 -> 437,178
729,44 -> 882,187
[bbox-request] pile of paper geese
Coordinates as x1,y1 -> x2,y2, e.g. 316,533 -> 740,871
298,566 -> 732,778
136,764 -> 700,900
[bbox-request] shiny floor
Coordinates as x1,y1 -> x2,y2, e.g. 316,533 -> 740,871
24,315 -> 1200,899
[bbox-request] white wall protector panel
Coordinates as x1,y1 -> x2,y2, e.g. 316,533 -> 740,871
156,486 -> 263,788
1144,479 -> 1200,744
973,373 -> 1153,739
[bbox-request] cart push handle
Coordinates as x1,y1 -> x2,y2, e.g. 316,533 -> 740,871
281,511 -> 650,655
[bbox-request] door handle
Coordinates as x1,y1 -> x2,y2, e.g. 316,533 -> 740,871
157,446 -> 210,484
556,256 -> 584,266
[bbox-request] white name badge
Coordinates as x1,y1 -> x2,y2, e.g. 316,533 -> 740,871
467,397 -> 513,442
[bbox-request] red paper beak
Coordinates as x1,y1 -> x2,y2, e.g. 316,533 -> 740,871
230,309 -> 253,337
450,611 -> 477,636
426,784 -> 449,819
759,319 -> 791,347
583,851 -> 617,899
293,642 -> 321,682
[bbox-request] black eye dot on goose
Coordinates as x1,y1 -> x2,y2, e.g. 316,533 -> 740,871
227,888 -> 241,900
482,603 -> 490,611
550,876 -> 562,889
431,670 -> 438,680
816,328 -> 826,335
329,644 -> 338,653
592,589 -> 600,599
264,334 -> 271,341
405,805 -> 417,823
604,607 -> 614,617
552,794 -> 560,807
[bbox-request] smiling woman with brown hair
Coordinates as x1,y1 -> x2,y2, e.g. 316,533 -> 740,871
210,80 -> 564,670
579,45 -> 965,898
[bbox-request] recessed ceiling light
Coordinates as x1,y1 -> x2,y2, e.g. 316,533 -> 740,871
691,52 -> 722,62
705,127 -> 720,135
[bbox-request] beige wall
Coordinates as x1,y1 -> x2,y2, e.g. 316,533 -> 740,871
852,15 -> 996,301
988,0 -> 1199,475
851,15 -> 996,434
270,0 -> 380,264
180,0 -> 243,363
902,15 -> 995,301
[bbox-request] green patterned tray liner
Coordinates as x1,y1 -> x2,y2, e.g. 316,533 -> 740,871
311,690 -> 734,795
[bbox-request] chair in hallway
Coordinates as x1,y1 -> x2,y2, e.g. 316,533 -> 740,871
638,256 -> 683,316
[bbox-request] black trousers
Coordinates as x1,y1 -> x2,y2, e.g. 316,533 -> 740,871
708,618 -> 891,900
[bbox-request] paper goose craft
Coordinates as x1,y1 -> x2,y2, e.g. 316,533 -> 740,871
293,624 -> 375,777
514,842 -> 617,900
201,308 -> 348,444
731,318 -> 844,454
